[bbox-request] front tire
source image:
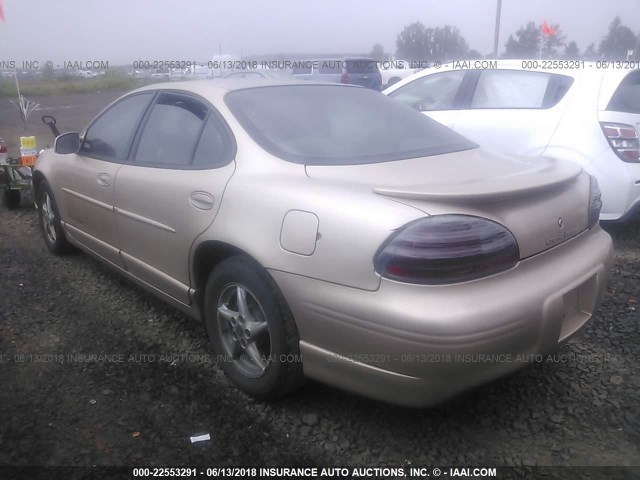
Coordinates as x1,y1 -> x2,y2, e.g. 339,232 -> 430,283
204,256 -> 304,400
37,181 -> 73,254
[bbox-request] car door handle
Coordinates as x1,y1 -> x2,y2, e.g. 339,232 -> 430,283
97,173 -> 110,187
189,191 -> 214,210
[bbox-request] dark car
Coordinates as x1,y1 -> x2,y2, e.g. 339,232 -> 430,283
291,57 -> 382,90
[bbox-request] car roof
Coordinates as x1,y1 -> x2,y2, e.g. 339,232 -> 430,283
421,59 -> 638,78
132,79 -> 355,102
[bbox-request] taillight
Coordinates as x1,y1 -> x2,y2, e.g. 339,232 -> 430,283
600,122 -> 639,162
340,70 -> 349,84
375,215 -> 519,285
588,175 -> 602,229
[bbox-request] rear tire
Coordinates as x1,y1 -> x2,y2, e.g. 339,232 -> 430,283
204,256 -> 304,400
3,189 -> 21,209
37,181 -> 74,255
387,77 -> 401,87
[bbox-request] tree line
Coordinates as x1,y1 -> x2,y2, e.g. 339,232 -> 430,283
371,16 -> 638,61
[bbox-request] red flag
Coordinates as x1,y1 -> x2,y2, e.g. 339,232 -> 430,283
541,21 -> 556,36
0,0 -> 4,22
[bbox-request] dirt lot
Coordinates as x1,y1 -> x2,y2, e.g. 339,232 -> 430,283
0,93 -> 639,477
1,202 -> 639,478
0,91 -> 124,154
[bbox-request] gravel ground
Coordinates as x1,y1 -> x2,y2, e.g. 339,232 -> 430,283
0,200 -> 638,475
0,91 -> 125,154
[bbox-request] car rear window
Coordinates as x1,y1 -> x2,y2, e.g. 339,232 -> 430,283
345,58 -> 379,74
225,85 -> 476,165
607,70 -> 640,114
472,70 -> 551,108
470,70 -> 573,109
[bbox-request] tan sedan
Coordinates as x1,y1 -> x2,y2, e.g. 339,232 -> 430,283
34,80 -> 614,407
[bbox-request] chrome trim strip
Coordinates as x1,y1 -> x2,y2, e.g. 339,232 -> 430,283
61,188 -> 113,211
115,207 -> 176,233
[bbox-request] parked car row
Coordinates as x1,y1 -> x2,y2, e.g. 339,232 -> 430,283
129,67 -> 205,80
33,74 -> 615,407
221,57 -> 427,89
289,57 -> 383,90
131,57 -> 388,89
75,69 -> 108,78
378,59 -> 422,88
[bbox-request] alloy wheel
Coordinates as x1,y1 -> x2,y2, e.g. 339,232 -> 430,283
216,283 -> 272,378
40,191 -> 57,244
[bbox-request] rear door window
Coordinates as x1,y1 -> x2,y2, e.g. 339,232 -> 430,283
607,70 -> 640,114
192,115 -> 234,168
134,92 -> 208,167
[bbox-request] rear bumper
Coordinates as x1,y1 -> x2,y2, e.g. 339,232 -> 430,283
270,227 -> 614,407
590,149 -> 640,221
607,199 -> 640,223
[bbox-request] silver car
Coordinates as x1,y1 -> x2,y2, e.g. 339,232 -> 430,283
34,80 -> 614,407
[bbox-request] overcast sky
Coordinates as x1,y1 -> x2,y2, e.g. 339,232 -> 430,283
1,0 -> 638,64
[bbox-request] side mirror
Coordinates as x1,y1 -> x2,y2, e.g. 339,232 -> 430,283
54,132 -> 81,155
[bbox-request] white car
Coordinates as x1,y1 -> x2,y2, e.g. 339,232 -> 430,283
384,61 -> 640,221
76,70 -> 96,79
378,59 -> 419,88
185,64 -> 211,80
151,68 -> 171,80
210,54 -> 241,78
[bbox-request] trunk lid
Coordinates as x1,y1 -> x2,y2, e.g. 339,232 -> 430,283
305,148 -> 590,259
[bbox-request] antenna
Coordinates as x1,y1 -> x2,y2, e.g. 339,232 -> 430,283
493,0 -> 502,58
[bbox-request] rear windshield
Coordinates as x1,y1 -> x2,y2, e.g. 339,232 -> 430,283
318,60 -> 342,74
225,85 -> 476,165
345,58 -> 379,74
608,71 -> 640,114
291,65 -> 311,75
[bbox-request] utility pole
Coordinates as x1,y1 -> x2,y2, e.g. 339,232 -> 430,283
493,0 -> 502,58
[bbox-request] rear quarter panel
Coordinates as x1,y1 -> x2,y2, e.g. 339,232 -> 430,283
198,153 -> 423,291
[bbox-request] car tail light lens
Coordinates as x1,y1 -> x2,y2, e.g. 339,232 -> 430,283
588,175 -> 602,229
340,70 -> 349,84
375,215 -> 519,285
601,122 -> 639,162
